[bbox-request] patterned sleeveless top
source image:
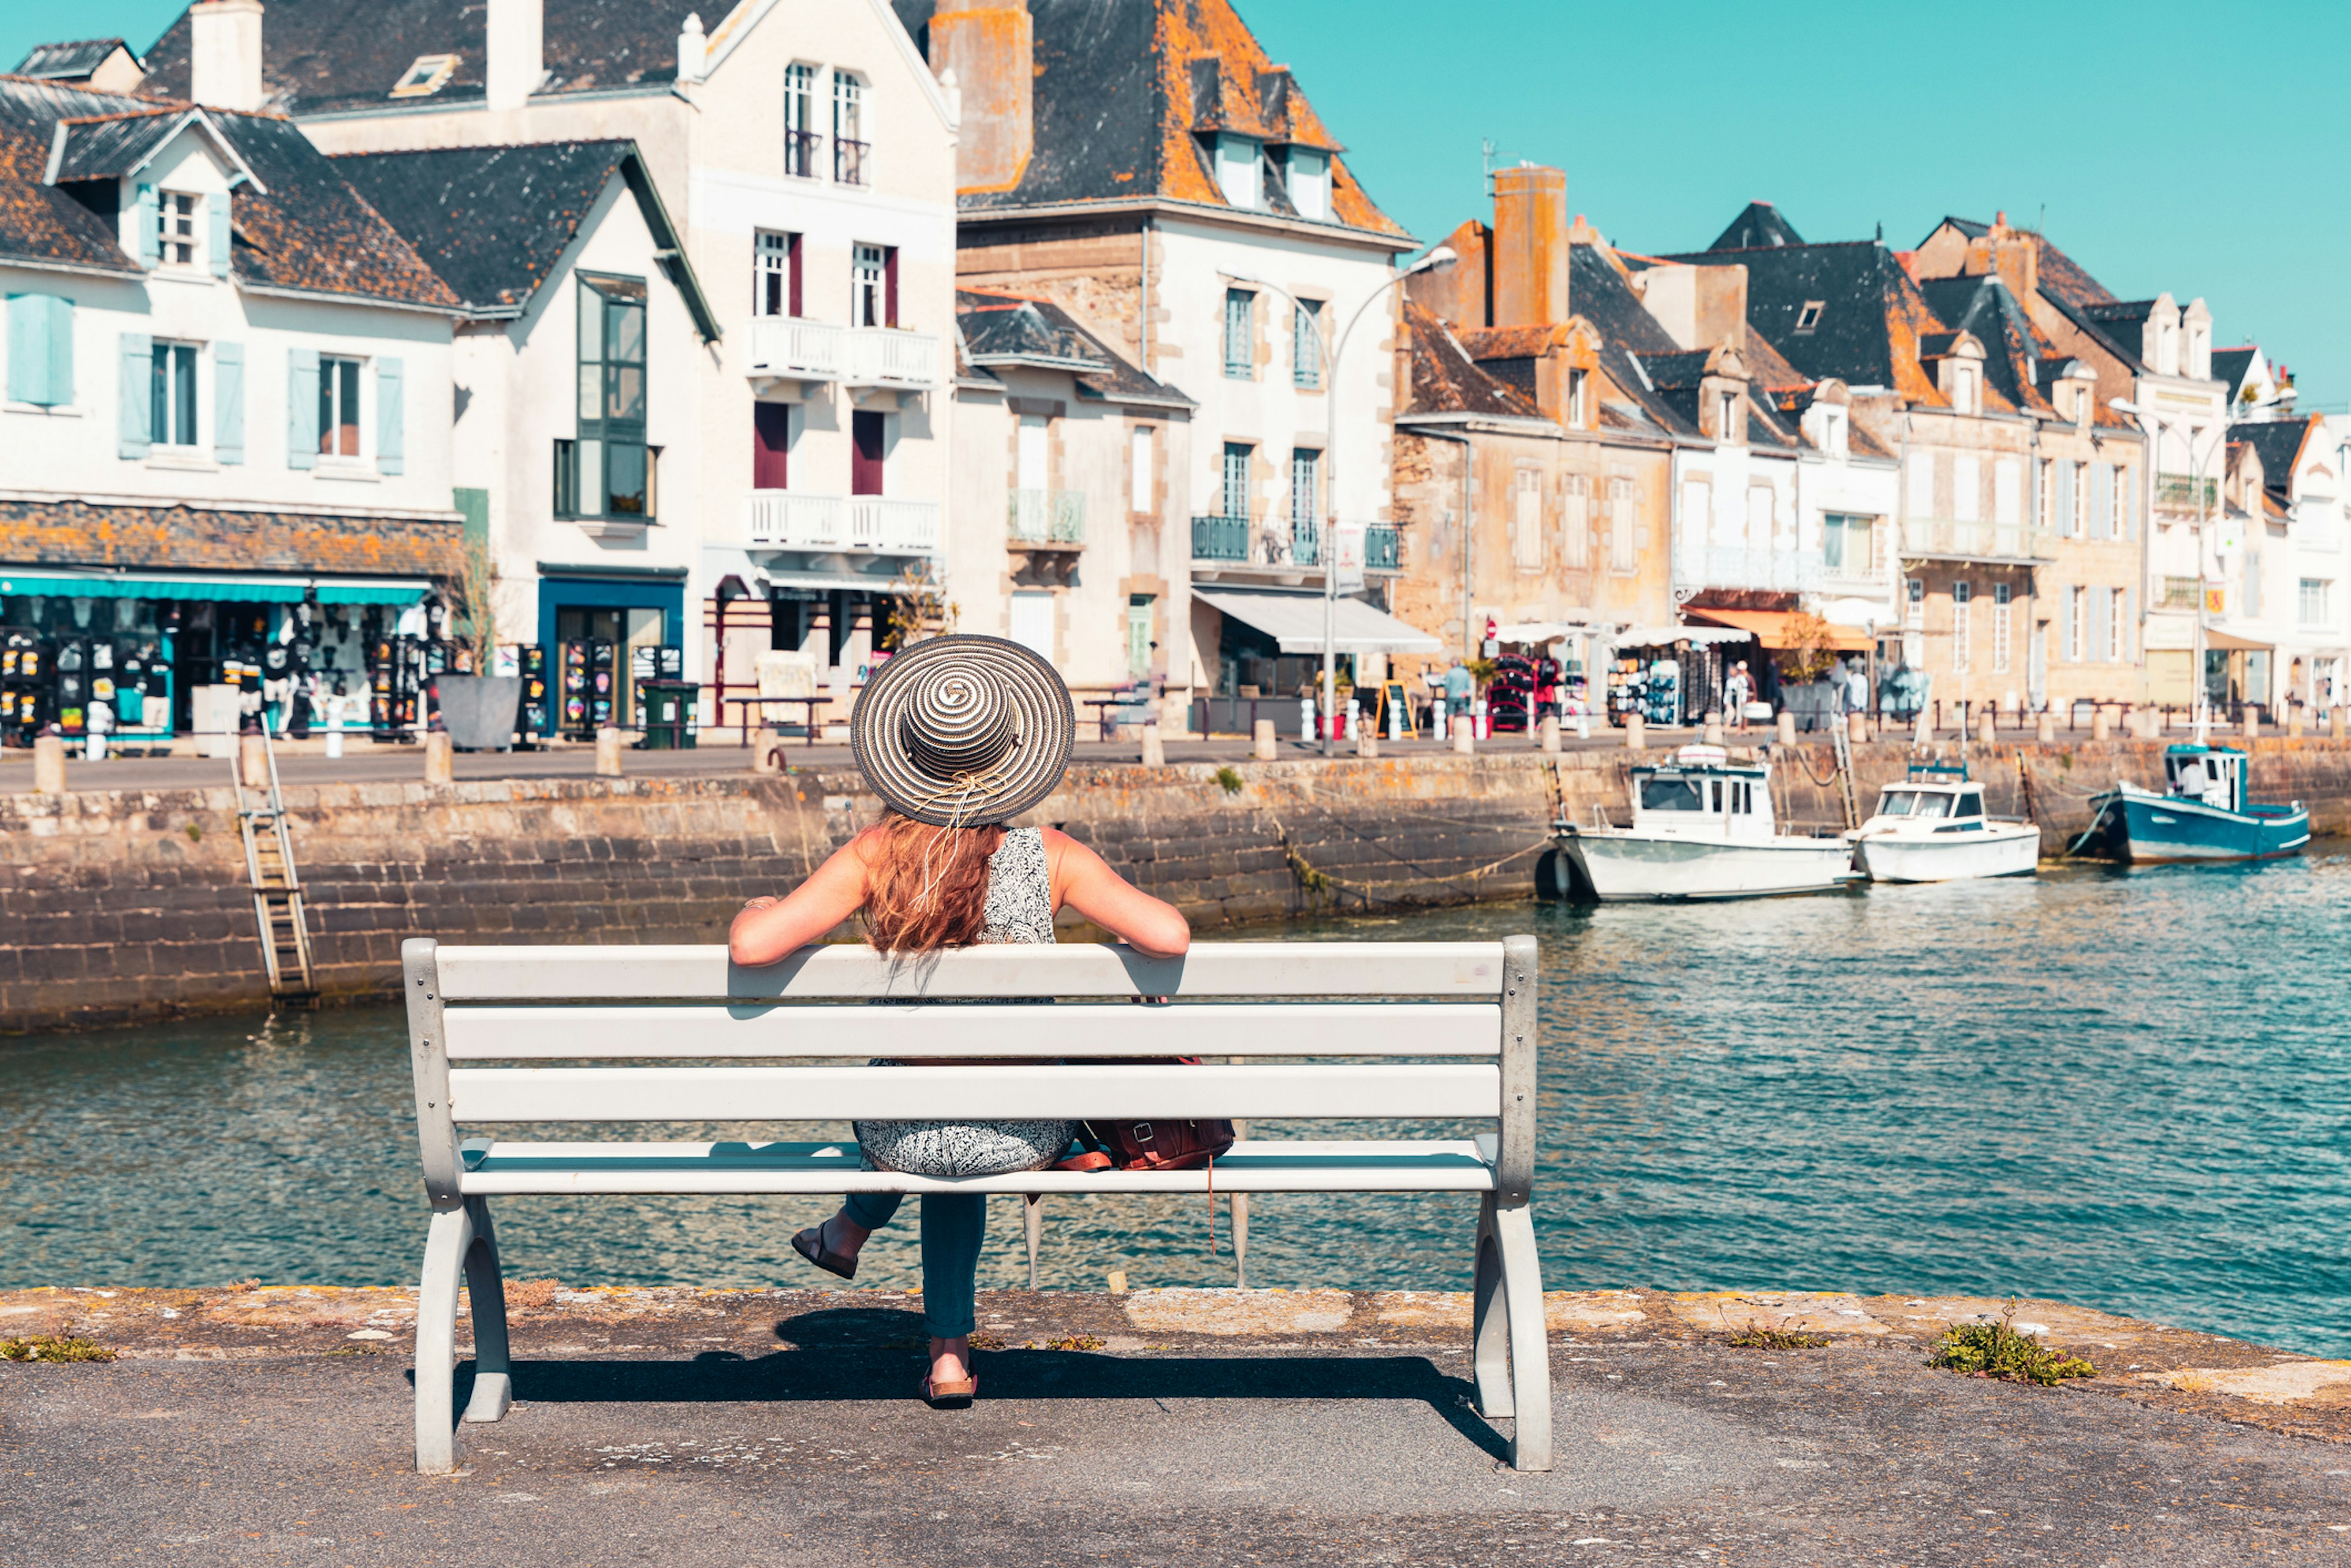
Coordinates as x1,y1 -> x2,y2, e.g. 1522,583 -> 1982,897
979,827 -> 1055,945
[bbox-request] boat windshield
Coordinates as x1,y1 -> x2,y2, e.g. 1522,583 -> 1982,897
1877,789 -> 1952,819
1639,776 -> 1709,812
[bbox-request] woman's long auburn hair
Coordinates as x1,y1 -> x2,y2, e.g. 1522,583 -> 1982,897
860,809 -> 1005,952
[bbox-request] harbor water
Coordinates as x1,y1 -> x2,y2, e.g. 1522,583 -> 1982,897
4,853 -> 2344,1359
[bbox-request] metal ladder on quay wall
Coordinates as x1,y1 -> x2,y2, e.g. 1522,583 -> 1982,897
230,732 -> 318,1005
1827,712 -> 1863,831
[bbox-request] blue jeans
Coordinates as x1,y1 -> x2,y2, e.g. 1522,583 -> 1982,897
841,1191 -> 986,1340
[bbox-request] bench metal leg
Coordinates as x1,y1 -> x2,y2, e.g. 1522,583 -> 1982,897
1492,1199 -> 1553,1472
1023,1194 -> 1042,1290
460,1196 -> 512,1424
414,1202 -> 474,1474
1231,1192 -> 1248,1289
1471,1193 -> 1511,1417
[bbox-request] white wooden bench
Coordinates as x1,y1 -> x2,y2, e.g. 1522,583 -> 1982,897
400,934 -> 1550,1473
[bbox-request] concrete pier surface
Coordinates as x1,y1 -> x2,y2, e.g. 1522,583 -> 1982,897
6,1284 -> 2346,1564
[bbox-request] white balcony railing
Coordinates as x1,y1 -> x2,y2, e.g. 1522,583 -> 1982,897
1673,546 -> 1822,593
746,316 -> 842,380
850,497 -> 940,552
746,490 -> 849,549
1900,519 -> 2046,563
842,327 -> 941,389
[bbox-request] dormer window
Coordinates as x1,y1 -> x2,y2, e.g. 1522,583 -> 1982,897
390,54 -> 459,99
1567,367 -> 1590,427
2074,384 -> 2093,426
1716,389 -> 1739,441
1284,147 -> 1329,221
1822,407 -> 1847,456
1214,134 -> 1261,210
1794,301 -> 1824,334
157,192 -> 199,268
1952,364 -> 1978,415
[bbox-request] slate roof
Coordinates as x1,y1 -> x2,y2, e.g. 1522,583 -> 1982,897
1663,238 -> 1941,402
890,0 -> 1405,238
45,108 -> 213,184
1916,275 -> 2034,415
0,77 -> 456,307
2211,347 -> 2256,401
140,0 -> 712,115
2231,416 -> 2316,498
1708,201 -> 1803,251
1397,299 -> 1540,421
15,40 -> 135,80
956,288 -> 1192,407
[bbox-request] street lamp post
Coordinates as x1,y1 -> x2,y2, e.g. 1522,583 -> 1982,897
1222,247 -> 1455,755
2113,398 -> 2224,741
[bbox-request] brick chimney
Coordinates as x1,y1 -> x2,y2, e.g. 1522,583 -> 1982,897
929,0 -> 1032,193
1490,164 -> 1568,328
1967,211 -> 2038,301
188,0 -> 264,113
486,0 -> 544,112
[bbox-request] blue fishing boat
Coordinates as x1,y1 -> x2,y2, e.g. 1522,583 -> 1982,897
2072,745 -> 2308,863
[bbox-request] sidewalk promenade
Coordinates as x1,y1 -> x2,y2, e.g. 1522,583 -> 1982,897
6,1283 -> 2345,1564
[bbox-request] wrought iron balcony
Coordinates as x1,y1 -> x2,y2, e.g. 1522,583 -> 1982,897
2155,473 -> 2218,513
834,137 -> 870,186
784,129 -> 820,179
2159,576 -> 2200,609
745,316 -> 842,380
841,328 -> 940,389
1291,520 -> 1319,566
1897,519 -> 2047,564
1008,489 -> 1085,546
1365,524 -> 1401,572
1191,514 -> 1249,561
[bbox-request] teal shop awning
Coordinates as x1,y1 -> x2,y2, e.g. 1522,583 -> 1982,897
0,572 -> 428,606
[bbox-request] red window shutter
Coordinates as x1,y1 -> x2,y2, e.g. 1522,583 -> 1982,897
851,410 -> 885,495
789,233 -> 803,318
752,402 -> 790,488
883,246 -> 898,328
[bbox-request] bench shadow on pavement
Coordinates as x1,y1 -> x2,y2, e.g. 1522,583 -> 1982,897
424,1306 -> 1511,1465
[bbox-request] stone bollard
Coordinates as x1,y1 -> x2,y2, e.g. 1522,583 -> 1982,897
1775,711 -> 1797,746
1977,710 -> 1997,746
424,731 -> 454,786
2091,710 -> 2110,741
595,726 -> 624,776
2036,711 -> 2056,743
1356,729 -> 1379,760
32,733 -> 66,795
2289,708 -> 2305,738
1540,714 -> 1561,754
1452,715 -> 1475,755
2243,707 -> 2261,740
1624,712 -> 1645,751
1849,711 -> 1870,744
1141,722 -> 1166,767
1703,720 -> 1726,746
1253,718 -> 1277,761
239,733 -> 270,790
750,732 -> 784,775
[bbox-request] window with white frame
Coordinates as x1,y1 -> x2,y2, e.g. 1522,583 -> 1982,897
1130,425 -> 1153,513
1291,300 -> 1322,388
1794,300 -> 1824,334
852,243 -> 890,328
1607,477 -> 1636,571
2109,585 -> 2128,661
1951,581 -> 1971,671
1953,363 -> 1977,415
2068,585 -> 2087,661
1562,475 -> 1590,568
1823,513 -> 1873,576
149,340 -> 198,448
1283,147 -> 1329,220
2300,577 -> 2329,626
1290,448 -> 1320,541
2072,462 -> 2089,536
1513,469 -> 1543,571
1992,583 -> 2012,674
1223,288 -> 1253,379
832,71 -> 868,185
1213,134 -> 1261,209
754,231 -> 800,317
782,64 -> 819,177
157,192 -> 199,268
1567,368 -> 1590,428
1905,577 -> 1924,627
2037,458 -> 2053,530
317,354 -> 362,459
1715,389 -> 1739,441
1952,454 -> 1980,523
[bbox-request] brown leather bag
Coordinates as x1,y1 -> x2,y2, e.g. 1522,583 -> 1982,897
1086,1114 -> 1235,1172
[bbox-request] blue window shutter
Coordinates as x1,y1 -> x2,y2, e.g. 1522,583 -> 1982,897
214,341 -> 244,464
118,332 -> 151,457
45,294 -> 73,407
208,193 -> 231,280
7,294 -> 43,405
134,184 -> 159,269
375,356 -> 403,475
287,347 -> 318,469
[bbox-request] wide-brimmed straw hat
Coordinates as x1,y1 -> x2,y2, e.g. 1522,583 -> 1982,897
850,634 -> 1074,827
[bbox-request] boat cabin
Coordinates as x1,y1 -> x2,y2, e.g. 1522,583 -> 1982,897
2164,745 -> 2246,812
1868,762 -> 1988,830
1627,744 -> 1777,841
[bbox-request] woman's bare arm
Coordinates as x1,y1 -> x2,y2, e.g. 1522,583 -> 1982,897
727,835 -> 872,966
1043,827 -> 1191,958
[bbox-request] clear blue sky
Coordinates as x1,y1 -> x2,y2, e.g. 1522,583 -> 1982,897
10,0 -> 2342,408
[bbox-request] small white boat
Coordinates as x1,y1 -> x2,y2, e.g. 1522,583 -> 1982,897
1847,763 -> 2041,883
1550,745 -> 1856,901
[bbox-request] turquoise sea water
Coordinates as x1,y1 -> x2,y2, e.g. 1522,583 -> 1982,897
4,853 -> 2344,1357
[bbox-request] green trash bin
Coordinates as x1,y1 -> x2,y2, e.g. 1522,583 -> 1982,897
636,680 -> 699,750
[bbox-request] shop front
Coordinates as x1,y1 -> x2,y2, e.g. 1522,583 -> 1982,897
1189,587 -> 1440,737
536,572 -> 686,738
0,570 -> 429,745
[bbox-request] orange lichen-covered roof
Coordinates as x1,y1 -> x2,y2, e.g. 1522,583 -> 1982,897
1456,323 -> 1575,360
1400,300 -> 1542,420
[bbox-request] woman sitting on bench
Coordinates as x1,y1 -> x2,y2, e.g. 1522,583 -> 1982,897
728,635 -> 1190,1408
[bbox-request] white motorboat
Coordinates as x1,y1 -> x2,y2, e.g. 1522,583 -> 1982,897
1847,763 -> 2041,883
1549,745 -> 1856,901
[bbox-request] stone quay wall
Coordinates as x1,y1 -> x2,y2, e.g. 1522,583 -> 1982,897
4,735 -> 2347,1035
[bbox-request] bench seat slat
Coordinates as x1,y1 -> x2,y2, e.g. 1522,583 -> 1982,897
447,1063 -> 1500,1123
454,1138 -> 1497,1195
432,942 -> 1509,1002
441,1002 -> 1501,1060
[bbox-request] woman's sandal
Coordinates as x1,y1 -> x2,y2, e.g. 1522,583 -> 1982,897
922,1370 -> 977,1408
790,1220 -> 858,1281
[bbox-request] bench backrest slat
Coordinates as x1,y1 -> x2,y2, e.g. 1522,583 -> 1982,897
433,942 -> 1509,1002
441,1002 -> 1502,1061
448,1062 -> 1502,1123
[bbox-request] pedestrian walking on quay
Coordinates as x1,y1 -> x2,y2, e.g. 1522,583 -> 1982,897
727,634 -> 1191,1408
1725,661 -> 1754,733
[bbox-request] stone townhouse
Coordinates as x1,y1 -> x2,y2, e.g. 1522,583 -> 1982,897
1674,206 -> 2149,719
2218,415 -> 2348,713
1911,214 -> 2227,710
0,67 -> 462,743
889,0 -> 1435,728
140,0 -> 961,733
949,289 -> 1194,687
